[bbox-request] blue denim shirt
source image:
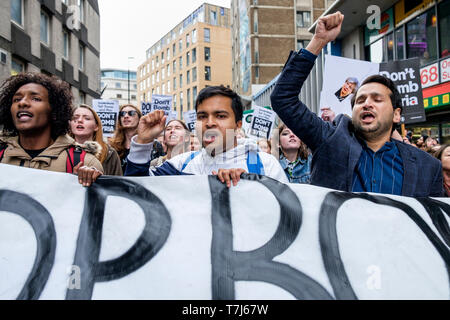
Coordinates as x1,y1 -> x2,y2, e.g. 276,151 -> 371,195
279,154 -> 312,184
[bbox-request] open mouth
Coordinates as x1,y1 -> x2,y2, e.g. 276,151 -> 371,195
76,125 -> 85,130
168,134 -> 179,141
203,130 -> 219,144
16,111 -> 33,120
361,111 -> 375,124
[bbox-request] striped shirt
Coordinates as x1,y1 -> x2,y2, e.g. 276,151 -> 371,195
352,140 -> 404,195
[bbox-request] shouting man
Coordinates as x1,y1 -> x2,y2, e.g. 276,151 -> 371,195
270,12 -> 443,197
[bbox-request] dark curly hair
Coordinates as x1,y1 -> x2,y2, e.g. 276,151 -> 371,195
0,72 -> 73,138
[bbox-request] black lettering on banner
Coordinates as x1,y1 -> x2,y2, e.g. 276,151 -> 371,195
0,190 -> 56,300
66,178 -> 172,300
209,174 -> 333,300
319,192 -> 450,300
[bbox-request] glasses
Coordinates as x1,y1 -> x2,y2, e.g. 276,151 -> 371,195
119,110 -> 138,117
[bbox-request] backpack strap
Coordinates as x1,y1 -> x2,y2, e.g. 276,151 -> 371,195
247,150 -> 265,175
0,144 -> 6,163
181,151 -> 200,172
66,146 -> 87,173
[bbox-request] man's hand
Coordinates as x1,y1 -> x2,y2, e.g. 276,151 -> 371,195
74,161 -> 103,187
212,168 -> 247,188
136,110 -> 167,144
320,107 -> 336,122
306,11 -> 344,55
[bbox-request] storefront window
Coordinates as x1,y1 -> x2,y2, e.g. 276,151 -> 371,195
442,124 -> 450,144
406,8 -> 437,66
395,28 -> 404,60
439,0 -> 450,58
386,32 -> 394,61
369,38 -> 383,63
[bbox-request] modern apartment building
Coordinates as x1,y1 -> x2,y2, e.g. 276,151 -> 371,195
101,69 -> 137,106
137,3 -> 232,120
0,0 -> 101,105
231,0 -> 333,100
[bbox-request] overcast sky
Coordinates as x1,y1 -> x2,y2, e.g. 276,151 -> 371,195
99,0 -> 231,71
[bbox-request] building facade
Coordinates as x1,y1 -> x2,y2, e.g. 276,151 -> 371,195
101,69 -> 137,106
0,0 -> 101,105
231,0 -> 333,102
137,3 -> 232,120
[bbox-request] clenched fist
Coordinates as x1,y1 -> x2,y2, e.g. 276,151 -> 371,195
306,11 -> 344,55
136,110 -> 167,144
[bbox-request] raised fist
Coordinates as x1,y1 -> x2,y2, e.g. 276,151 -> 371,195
314,11 -> 344,45
136,110 -> 167,144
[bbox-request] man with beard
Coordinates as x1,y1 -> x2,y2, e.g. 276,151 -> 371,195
124,85 -> 288,187
270,12 -> 443,197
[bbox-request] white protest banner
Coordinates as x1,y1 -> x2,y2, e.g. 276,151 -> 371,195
141,102 -> 152,116
183,110 -> 197,132
92,100 -> 119,137
151,94 -> 173,116
1,164 -> 449,300
248,106 -> 276,139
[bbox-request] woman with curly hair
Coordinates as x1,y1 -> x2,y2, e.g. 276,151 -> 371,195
0,72 -> 102,177
70,104 -> 122,175
108,104 -> 142,173
434,144 -> 450,197
277,123 -> 312,184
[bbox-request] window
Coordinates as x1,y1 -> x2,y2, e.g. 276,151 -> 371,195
179,56 -> 183,69
192,48 -> 197,63
204,28 -> 210,42
180,92 -> 183,109
156,56 -> 159,67
186,34 -> 190,48
167,48 -> 170,60
204,47 -> 211,61
173,77 -> 176,90
78,0 -> 85,23
162,68 -> 165,80
186,52 -> 190,66
11,0 -> 24,26
296,40 -> 310,51
40,11 -> 50,45
386,32 -> 394,61
11,58 -> 25,76
192,67 -> 197,82
79,45 -> 85,70
79,92 -> 85,104
156,71 -> 159,82
152,59 -> 155,69
173,43 -> 176,56
187,88 -> 191,109
210,11 -> 217,25
179,74 -> 183,88
63,31 -> 70,59
369,38 -> 383,63
173,94 -> 177,110
193,86 -> 197,106
161,51 -> 164,63
179,39 -> 182,51
115,82 -> 121,89
162,84 -> 165,95
192,29 -> 197,44
255,66 -> 259,78
406,8 -> 437,65
152,73 -> 155,85
187,70 -> 190,84
255,51 -> 259,63
131,95 -> 136,100
117,94 -> 122,99
167,64 -> 170,77
205,66 -> 211,81
173,60 -> 176,73
439,0 -> 450,58
395,28 -> 404,60
133,84 -> 137,89
296,11 -> 311,28
167,80 -> 170,93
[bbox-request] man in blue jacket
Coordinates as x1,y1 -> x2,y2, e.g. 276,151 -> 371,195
270,12 -> 443,197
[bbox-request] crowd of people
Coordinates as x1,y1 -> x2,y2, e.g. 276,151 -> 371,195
0,12 -> 447,197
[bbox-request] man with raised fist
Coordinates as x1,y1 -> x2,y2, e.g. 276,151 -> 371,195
270,12 -> 443,197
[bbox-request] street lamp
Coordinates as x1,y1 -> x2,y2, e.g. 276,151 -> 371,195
127,56 -> 134,104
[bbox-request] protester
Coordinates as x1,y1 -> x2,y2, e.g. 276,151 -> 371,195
150,119 -> 190,167
424,136 -> 439,154
278,124 -> 312,184
0,73 -> 103,181
190,132 -> 201,151
270,12 -> 443,197
257,138 -> 271,154
70,104 -> 122,175
434,144 -> 450,196
320,107 -> 336,123
124,85 -> 288,187
108,104 -> 142,173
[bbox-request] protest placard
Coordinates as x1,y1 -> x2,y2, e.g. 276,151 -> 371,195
151,95 -> 173,116
248,106 -> 276,139
141,102 -> 152,116
92,100 -> 119,137
183,110 -> 197,132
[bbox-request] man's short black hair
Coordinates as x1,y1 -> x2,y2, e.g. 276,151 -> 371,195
0,72 -> 73,139
351,74 -> 403,111
195,85 -> 243,123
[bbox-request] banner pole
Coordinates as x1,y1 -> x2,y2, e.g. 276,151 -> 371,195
401,124 -> 406,137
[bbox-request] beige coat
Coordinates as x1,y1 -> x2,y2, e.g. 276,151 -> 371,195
0,134 -> 103,173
